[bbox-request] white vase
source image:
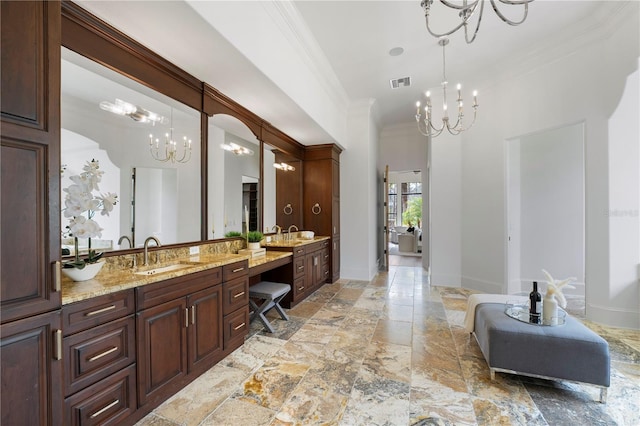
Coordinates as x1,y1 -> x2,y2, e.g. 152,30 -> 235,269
247,242 -> 261,250
61,260 -> 105,282
542,296 -> 558,325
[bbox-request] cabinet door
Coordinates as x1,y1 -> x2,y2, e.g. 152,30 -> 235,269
187,286 -> 223,373
137,298 -> 187,407
1,310 -> 63,426
1,0 -> 61,324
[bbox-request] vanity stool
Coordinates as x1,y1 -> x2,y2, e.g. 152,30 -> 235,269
249,281 -> 291,333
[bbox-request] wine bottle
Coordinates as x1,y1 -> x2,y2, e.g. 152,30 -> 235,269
529,281 -> 542,323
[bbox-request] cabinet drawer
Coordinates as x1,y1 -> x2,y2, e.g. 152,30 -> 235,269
64,316 -> 136,396
223,307 -> 248,349
136,267 -> 221,310
293,246 -> 306,257
322,264 -> 330,282
222,276 -> 249,315
293,257 -> 305,278
321,248 -> 330,265
320,239 -> 330,250
65,364 -> 137,426
292,277 -> 307,298
63,290 -> 135,336
223,260 -> 249,282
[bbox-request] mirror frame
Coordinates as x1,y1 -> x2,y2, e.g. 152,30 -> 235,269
62,1 -> 306,253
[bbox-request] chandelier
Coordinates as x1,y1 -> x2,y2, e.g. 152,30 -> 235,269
421,0 -> 533,44
415,37 -> 478,138
148,109 -> 192,164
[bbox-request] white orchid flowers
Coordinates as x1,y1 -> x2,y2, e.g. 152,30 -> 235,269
63,159 -> 117,268
541,269 -> 576,309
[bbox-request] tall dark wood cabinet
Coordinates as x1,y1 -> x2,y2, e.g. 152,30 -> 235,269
303,144 -> 341,282
1,1 -> 63,425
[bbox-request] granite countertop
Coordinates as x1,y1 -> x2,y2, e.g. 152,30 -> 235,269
261,235 -> 330,248
62,251 -> 292,305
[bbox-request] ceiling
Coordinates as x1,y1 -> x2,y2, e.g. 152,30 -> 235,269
74,1 -> 621,146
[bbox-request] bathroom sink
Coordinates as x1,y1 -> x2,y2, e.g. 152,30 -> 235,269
134,262 -> 201,276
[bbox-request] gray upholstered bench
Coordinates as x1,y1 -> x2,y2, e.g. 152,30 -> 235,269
249,281 -> 291,333
472,303 -> 610,402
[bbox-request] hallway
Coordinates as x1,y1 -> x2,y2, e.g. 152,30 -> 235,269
137,266 -> 640,425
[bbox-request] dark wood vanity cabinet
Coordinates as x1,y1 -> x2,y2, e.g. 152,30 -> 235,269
136,267 -> 223,408
62,290 -> 137,425
0,310 -> 64,426
1,2 -> 63,425
303,145 -> 341,283
264,240 -> 330,308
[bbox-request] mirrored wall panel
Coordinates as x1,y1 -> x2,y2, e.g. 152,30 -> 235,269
207,114 -> 260,238
61,47 -> 201,252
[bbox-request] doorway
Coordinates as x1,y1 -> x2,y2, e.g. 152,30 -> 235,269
386,170 -> 423,267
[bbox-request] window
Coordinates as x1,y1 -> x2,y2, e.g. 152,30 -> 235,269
388,183 -> 397,227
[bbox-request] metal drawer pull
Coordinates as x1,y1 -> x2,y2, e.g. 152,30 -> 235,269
324,254 -> 329,259
233,291 -> 245,298
232,267 -> 245,273
312,203 -> 322,215
185,308 -> 189,328
90,399 -> 120,419
53,330 -> 62,361
298,286 -> 305,291
233,322 -> 246,330
53,261 -> 61,292
191,305 -> 196,325
85,305 -> 116,316
88,347 -> 118,362
325,271 -> 329,276
283,203 -> 293,215
297,266 -> 304,271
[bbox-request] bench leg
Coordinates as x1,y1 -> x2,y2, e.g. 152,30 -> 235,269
273,294 -> 289,321
490,368 -> 496,381
600,387 -> 607,404
249,298 -> 276,333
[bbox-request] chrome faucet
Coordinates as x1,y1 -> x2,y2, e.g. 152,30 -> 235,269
143,236 -> 161,266
118,235 -> 132,248
287,225 -> 298,241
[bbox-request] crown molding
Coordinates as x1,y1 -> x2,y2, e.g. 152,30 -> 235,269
263,1 -> 350,111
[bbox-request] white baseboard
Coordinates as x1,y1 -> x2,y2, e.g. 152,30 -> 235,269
587,303 -> 640,330
461,275 -> 503,294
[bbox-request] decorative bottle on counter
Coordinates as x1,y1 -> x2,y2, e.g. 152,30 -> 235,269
529,281 -> 542,323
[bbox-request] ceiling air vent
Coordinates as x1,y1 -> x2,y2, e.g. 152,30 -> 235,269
390,76 -> 411,89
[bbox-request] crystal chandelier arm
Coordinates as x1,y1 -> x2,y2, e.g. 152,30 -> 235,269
490,0 -> 530,26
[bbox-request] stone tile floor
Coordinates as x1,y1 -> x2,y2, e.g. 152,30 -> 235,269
137,266 -> 640,425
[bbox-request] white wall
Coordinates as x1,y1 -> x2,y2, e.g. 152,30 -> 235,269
341,99 -> 379,280
509,124 -> 585,294
459,4 -> 639,327
608,65 -> 640,328
430,132 -> 462,286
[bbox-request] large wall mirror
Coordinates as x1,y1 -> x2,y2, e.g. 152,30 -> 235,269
61,47 -> 201,252
208,115 -> 261,238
